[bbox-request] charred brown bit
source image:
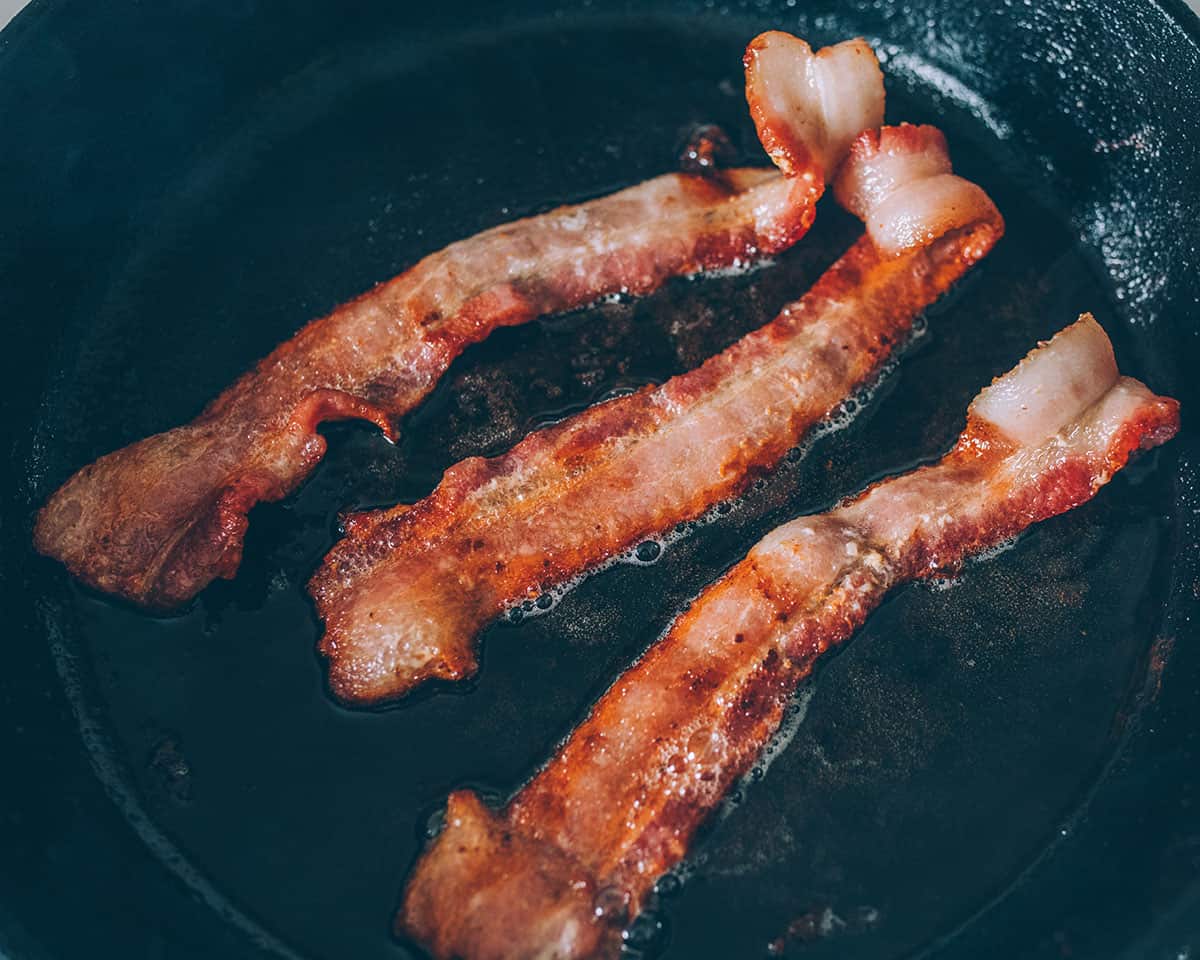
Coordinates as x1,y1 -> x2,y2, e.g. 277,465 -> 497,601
33,30 -> 884,611
678,124 -> 738,174
397,315 -> 1179,959
311,120 -> 1004,705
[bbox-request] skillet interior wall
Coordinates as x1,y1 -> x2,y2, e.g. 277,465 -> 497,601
1,1 -> 1198,959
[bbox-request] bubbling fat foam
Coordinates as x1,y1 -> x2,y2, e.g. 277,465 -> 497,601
687,254 -> 777,281
920,534 -> 1022,594
580,250 -> 778,311
717,682 -> 818,820
974,534 -> 1021,562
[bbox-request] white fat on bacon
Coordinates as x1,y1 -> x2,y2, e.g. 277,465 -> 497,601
744,31 -> 886,179
835,124 -> 999,256
970,315 -> 1119,445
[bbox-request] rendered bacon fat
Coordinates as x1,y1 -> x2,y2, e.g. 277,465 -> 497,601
32,33 -> 884,610
312,123 -> 1003,704
397,315 -> 1180,960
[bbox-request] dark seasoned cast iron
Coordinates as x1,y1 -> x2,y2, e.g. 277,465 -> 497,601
2,1 -> 1199,958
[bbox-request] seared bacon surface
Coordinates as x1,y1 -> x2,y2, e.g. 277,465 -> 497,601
397,315 -> 1180,960
34,32 -> 883,610
312,123 -> 1003,705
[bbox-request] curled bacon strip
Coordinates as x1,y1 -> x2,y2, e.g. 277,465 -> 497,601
745,31 -> 885,179
397,315 -> 1180,959
33,32 -> 882,610
311,123 -> 1003,705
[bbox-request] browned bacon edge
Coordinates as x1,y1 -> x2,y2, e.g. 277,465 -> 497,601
396,315 -> 1180,960
310,122 -> 1004,706
34,31 -> 884,610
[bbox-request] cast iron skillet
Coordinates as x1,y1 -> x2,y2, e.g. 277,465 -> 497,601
2,1 -> 1199,958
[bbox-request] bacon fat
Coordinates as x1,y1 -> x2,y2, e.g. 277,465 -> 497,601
396,314 -> 1180,959
745,32 -> 885,180
311,123 -> 1004,705
33,32 -> 883,610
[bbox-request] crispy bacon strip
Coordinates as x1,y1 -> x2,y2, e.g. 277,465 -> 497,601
311,123 -> 1003,705
397,315 -> 1180,960
32,33 -> 883,610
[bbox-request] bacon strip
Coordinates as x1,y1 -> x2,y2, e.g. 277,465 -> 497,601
32,33 -> 883,610
397,315 -> 1180,960
311,123 -> 1003,705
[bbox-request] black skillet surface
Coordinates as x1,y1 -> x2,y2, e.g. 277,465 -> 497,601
2,1 -> 1200,958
